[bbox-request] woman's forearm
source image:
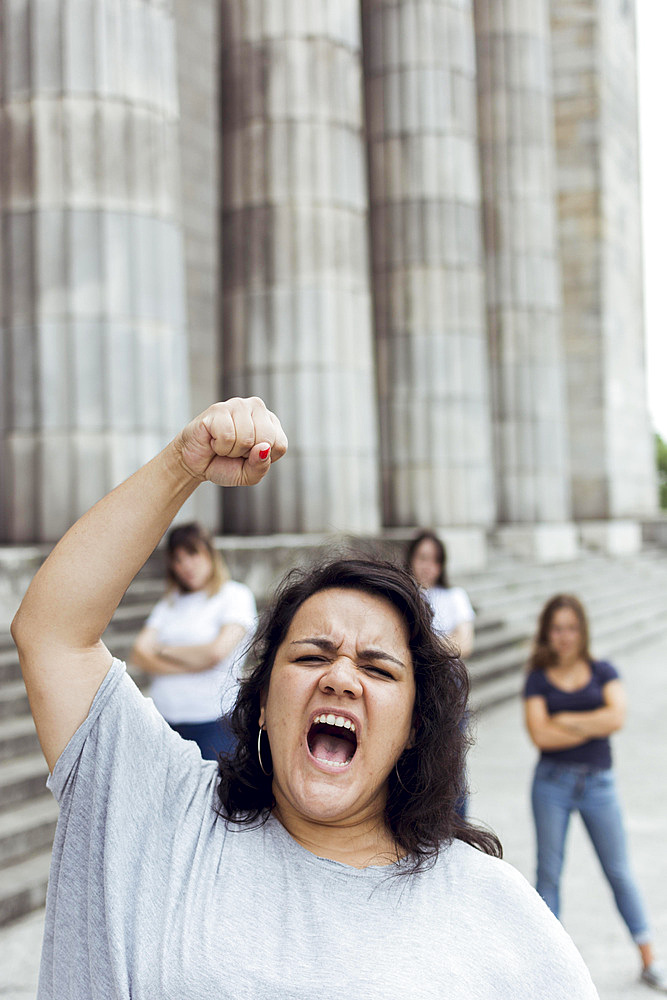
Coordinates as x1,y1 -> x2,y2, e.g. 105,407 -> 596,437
451,622 -> 474,659
132,644 -> 201,676
160,624 -> 247,671
11,397 -> 286,772
531,720 -> 589,750
13,442 -> 199,654
552,708 -> 623,740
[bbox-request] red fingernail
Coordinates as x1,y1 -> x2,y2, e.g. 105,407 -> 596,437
259,446 -> 270,460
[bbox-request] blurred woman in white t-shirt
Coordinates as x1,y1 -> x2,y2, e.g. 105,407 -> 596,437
132,522 -> 257,759
407,531 -> 475,659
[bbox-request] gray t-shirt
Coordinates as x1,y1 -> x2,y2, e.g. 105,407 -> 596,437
39,659 -> 599,999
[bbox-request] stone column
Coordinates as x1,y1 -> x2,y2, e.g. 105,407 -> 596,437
0,0 -> 189,543
174,0 -> 221,529
551,0 -> 657,540
474,0 -> 576,558
220,1 -> 381,535
362,0 -> 495,556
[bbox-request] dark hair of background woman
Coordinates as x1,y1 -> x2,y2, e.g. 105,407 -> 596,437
216,557 -> 501,873
528,593 -> 592,673
406,530 -> 450,589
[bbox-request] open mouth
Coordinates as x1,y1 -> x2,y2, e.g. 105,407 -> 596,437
307,714 -> 358,768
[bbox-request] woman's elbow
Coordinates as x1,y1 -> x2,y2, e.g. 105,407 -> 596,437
200,650 -> 222,670
609,711 -> 625,733
525,726 -> 547,750
11,605 -> 35,654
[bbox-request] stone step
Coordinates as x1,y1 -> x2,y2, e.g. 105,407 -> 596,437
0,716 -> 40,762
2,547 -> 667,932
0,629 -> 16,650
468,624 -> 529,661
0,795 -> 58,868
0,754 -> 48,812
0,647 -> 21,685
0,848 -> 52,926
471,565 -> 652,621
470,668 -> 524,714
0,679 -> 30,720
104,600 -> 158,632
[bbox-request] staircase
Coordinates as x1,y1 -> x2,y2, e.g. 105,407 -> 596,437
2,547 -> 667,926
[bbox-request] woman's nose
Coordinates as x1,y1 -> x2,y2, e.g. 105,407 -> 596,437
318,657 -> 363,698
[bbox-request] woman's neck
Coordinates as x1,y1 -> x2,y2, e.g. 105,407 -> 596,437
271,799 -> 401,869
553,653 -> 587,670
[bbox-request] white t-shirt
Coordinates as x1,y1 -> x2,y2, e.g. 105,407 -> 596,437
425,586 -> 475,636
145,580 -> 257,722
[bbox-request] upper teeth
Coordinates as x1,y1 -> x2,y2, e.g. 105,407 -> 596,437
313,714 -> 356,733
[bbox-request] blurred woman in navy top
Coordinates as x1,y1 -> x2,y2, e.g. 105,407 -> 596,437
523,594 -> 666,993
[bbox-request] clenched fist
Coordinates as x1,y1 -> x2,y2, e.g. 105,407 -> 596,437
174,397 -> 288,488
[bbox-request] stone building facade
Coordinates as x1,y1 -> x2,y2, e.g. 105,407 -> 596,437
0,0 -> 657,564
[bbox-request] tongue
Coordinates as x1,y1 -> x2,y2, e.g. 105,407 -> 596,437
311,732 -> 351,764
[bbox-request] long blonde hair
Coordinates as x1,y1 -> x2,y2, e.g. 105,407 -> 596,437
166,522 -> 229,597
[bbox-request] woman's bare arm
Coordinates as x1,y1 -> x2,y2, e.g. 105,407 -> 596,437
451,621 -> 474,659
524,679 -> 626,752
131,623 -> 247,674
551,680 -> 626,739
11,397 -> 286,771
524,696 -> 590,751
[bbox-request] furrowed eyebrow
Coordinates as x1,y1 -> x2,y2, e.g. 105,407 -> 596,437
291,638 -> 407,670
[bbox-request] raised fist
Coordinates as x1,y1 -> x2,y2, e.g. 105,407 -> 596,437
174,397 -> 288,488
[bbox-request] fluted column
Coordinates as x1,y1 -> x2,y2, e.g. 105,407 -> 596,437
474,0 -> 571,524
0,0 -> 189,542
220,1 -> 381,534
174,0 -> 221,529
551,0 -> 656,521
363,0 -> 495,531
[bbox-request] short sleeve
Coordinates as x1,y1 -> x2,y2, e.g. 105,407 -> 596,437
451,588 -> 475,624
594,660 -> 620,685
523,670 -> 548,699
212,582 -> 257,632
47,658 -> 216,804
145,596 -> 170,631
40,660 -> 221,999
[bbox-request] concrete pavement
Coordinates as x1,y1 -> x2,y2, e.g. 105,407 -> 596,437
2,634 -> 667,999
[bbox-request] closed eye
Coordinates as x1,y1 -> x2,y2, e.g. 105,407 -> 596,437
363,665 -> 394,679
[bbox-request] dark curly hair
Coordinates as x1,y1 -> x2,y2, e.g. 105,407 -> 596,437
216,557 -> 501,871
528,593 -> 592,673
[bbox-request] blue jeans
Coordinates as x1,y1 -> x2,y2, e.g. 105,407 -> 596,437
170,716 -> 236,761
531,759 -> 651,944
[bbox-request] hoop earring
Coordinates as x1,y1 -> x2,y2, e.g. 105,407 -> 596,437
394,759 -> 410,793
257,726 -> 272,777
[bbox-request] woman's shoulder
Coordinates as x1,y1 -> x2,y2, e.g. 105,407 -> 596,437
428,586 -> 473,611
212,579 -> 257,611
590,659 -> 621,683
217,579 -> 255,598
523,667 -> 548,697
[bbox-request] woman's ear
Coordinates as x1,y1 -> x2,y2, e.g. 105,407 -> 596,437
258,705 -> 266,729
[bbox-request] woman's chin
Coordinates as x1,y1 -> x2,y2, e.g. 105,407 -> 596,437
274,767 -> 383,826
